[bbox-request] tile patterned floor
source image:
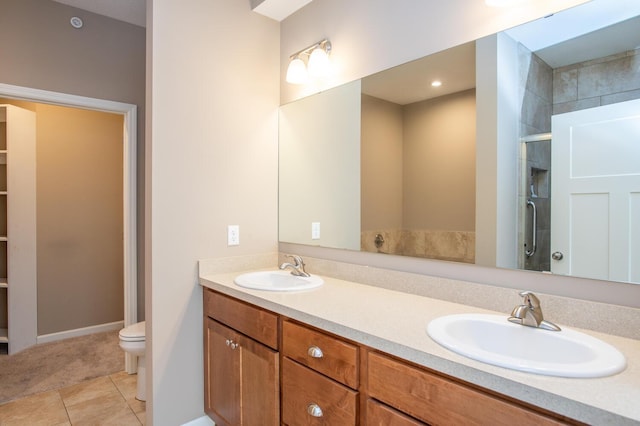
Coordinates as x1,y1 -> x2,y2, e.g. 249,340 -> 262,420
0,372 -> 145,425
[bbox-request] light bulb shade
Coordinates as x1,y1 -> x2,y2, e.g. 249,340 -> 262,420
286,57 -> 308,84
485,0 -> 527,6
307,47 -> 330,78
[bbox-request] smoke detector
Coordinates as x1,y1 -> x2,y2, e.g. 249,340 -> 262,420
70,16 -> 83,29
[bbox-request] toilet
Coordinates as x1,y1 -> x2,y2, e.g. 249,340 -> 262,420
119,321 -> 146,401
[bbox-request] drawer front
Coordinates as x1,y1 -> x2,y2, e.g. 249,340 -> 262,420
203,289 -> 278,349
282,357 -> 358,426
282,320 -> 359,388
367,352 -> 567,426
365,399 -> 425,426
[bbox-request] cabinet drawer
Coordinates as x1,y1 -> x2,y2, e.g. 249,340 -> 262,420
367,352 -> 567,426
203,289 -> 278,349
365,399 -> 425,426
282,320 -> 359,388
282,357 -> 358,425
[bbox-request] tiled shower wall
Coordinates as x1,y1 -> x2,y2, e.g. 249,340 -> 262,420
518,45 -> 553,272
553,48 -> 640,114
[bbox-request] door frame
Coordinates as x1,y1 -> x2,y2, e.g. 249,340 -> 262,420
0,83 -> 137,370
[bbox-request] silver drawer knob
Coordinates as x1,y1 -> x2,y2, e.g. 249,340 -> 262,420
307,403 -> 323,417
307,346 -> 324,358
225,339 -> 232,346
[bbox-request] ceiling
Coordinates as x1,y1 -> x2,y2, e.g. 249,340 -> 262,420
362,0 -> 640,105
50,0 -> 311,27
51,0 -> 146,27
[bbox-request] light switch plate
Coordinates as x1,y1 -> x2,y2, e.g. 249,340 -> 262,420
311,222 -> 320,240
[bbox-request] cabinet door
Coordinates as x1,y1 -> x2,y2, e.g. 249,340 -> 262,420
205,318 -> 280,426
205,318 -> 241,425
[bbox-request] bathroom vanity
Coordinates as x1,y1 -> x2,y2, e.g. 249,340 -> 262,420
200,267 -> 640,425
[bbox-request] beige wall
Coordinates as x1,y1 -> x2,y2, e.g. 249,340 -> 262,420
280,80 -> 361,249
403,89 -> 476,231
0,99 -> 124,335
148,0 -> 279,423
361,94 -> 404,231
0,0 -> 146,320
361,90 -> 476,232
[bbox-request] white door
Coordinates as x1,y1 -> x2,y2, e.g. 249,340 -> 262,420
551,99 -> 640,283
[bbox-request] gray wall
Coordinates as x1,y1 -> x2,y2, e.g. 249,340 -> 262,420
0,0 -> 146,321
553,48 -> 640,114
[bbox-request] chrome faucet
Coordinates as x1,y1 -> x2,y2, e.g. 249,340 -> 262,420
279,255 -> 310,277
508,291 -> 560,331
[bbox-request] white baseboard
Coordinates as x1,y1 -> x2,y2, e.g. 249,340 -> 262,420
37,320 -> 124,344
182,415 -> 215,426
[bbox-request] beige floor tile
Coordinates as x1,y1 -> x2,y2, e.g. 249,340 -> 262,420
110,372 -> 145,414
135,410 -> 146,425
0,390 -> 69,425
65,396 -> 140,425
59,376 -> 121,407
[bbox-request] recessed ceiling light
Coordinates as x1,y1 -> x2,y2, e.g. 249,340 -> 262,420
431,80 -> 442,87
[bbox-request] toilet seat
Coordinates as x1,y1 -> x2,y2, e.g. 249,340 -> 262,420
119,321 -> 145,342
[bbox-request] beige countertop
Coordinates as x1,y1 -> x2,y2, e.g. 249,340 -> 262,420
200,268 -> 640,425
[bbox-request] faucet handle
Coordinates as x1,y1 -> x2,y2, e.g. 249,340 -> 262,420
519,291 -> 540,309
287,254 -> 304,267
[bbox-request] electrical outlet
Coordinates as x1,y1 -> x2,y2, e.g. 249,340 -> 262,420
311,222 -> 321,240
227,225 -> 239,246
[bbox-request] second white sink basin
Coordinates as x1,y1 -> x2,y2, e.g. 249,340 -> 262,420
234,270 -> 323,292
427,314 -> 626,378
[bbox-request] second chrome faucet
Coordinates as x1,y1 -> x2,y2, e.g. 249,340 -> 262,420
508,291 -> 561,331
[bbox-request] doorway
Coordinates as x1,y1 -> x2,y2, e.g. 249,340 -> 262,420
0,83 -> 137,372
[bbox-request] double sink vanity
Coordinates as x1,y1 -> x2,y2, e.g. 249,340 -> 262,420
199,255 -> 640,425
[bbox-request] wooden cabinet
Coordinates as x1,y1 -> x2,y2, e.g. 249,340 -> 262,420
282,357 -> 358,425
366,351 -> 570,426
365,399 -> 425,426
203,289 -> 279,426
203,289 -> 579,426
282,320 -> 360,425
282,320 -> 359,388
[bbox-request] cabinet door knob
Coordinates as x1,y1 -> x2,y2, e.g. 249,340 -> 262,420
230,342 -> 239,350
307,346 -> 324,358
225,339 -> 232,346
307,403 -> 323,417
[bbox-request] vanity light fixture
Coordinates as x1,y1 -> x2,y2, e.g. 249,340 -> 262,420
286,39 -> 332,84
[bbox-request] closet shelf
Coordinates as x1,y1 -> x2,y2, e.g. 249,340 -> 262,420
0,278 -> 7,288
0,328 -> 7,343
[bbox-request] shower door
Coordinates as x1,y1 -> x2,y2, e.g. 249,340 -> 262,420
551,98 -> 640,283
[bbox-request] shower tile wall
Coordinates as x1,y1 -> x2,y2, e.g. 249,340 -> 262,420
523,141 -> 551,272
518,44 -> 553,272
519,45 -> 553,135
553,48 -> 640,114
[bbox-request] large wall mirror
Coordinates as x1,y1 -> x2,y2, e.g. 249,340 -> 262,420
279,0 -> 640,285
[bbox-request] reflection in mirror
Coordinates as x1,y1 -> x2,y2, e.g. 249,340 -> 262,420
278,0 -> 640,284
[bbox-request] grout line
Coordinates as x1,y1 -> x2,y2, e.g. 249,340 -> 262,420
57,389 -> 73,425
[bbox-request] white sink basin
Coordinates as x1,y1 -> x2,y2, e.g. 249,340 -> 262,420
234,270 -> 323,292
427,314 -> 626,378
